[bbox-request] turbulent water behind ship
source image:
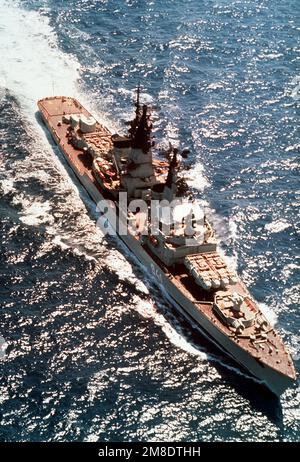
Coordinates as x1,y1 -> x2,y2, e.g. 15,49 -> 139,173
0,0 -> 299,442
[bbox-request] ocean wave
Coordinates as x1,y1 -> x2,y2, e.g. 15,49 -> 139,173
0,1 -> 81,118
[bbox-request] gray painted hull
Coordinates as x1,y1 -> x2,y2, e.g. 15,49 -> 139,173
43,116 -> 293,397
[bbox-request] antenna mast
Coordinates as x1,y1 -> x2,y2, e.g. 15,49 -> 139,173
136,83 -> 141,112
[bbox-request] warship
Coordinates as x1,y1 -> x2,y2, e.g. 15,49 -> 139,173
37,90 -> 296,396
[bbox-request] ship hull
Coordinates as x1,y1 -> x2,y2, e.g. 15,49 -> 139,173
38,100 -> 295,397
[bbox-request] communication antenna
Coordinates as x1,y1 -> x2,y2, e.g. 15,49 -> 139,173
136,82 -> 141,109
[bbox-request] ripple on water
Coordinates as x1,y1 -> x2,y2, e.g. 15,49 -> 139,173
0,0 -> 299,442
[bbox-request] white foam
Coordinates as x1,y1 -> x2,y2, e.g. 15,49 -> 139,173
219,247 -> 238,273
0,178 -> 15,195
0,1 -> 81,119
228,218 -> 238,241
265,220 -> 291,233
282,263 -> 300,280
19,200 -> 54,226
259,303 -> 278,327
52,235 -> 73,251
186,161 -> 210,191
164,120 -> 180,146
133,296 -> 207,358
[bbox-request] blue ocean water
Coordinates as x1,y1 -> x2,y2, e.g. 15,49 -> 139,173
0,0 -> 299,442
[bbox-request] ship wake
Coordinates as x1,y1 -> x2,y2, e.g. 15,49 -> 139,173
0,0 -> 80,118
